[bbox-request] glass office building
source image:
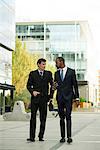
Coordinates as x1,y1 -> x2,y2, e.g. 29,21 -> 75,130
16,21 -> 88,81
0,0 -> 15,114
0,0 -> 15,84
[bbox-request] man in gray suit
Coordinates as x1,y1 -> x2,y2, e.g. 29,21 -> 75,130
54,57 -> 79,144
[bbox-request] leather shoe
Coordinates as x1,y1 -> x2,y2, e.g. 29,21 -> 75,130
67,137 -> 72,144
60,138 -> 65,143
27,138 -> 35,142
39,138 -> 44,141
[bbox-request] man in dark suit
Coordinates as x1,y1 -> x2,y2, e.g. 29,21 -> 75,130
27,58 -> 53,142
54,57 -> 79,144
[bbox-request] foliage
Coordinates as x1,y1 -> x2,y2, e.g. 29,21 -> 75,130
14,89 -> 30,103
12,38 -> 58,109
0,93 -> 3,108
5,95 -> 12,106
13,88 -> 31,110
80,97 -> 87,102
12,38 -> 39,95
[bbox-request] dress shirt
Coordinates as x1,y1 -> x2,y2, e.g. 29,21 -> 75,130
38,70 -> 44,76
60,66 -> 67,80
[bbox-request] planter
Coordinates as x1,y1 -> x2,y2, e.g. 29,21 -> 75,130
80,102 -> 91,108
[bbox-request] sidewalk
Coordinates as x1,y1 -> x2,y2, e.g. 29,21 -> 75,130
73,106 -> 100,112
58,112 -> 100,150
0,111 -> 100,150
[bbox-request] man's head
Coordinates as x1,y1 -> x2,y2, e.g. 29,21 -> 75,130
37,58 -> 46,71
55,57 -> 65,69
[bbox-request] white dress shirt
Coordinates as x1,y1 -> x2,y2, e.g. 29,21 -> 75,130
38,70 -> 44,76
60,66 -> 67,80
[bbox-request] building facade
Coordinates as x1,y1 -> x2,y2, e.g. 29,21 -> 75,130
96,70 -> 100,105
16,21 -> 88,81
0,0 -> 15,113
0,0 -> 15,84
16,21 -> 89,100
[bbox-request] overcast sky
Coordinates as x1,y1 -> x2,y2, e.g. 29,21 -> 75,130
16,0 -> 100,21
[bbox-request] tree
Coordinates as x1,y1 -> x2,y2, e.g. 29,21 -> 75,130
12,38 -> 39,95
12,38 -> 57,107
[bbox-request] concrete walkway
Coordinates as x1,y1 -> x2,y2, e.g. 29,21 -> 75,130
0,111 -> 100,150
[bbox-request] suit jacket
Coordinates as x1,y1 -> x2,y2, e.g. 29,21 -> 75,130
54,67 -> 79,102
27,70 -> 53,103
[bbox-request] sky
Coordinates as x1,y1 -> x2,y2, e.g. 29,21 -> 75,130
16,0 -> 100,21
15,0 -> 100,79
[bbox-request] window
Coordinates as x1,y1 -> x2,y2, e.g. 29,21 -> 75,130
77,73 -> 84,80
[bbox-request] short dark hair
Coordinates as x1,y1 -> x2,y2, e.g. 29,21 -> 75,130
56,57 -> 65,64
37,58 -> 46,64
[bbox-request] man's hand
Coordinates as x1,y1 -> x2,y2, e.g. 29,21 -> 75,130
75,98 -> 80,107
73,98 -> 80,107
75,100 -> 80,107
32,91 -> 40,97
52,82 -> 58,90
47,99 -> 52,106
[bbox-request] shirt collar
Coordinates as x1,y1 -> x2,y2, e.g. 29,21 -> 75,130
38,70 -> 44,74
38,69 -> 44,72
60,66 -> 67,71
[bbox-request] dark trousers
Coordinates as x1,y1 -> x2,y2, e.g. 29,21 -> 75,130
58,99 -> 72,138
29,100 -> 47,139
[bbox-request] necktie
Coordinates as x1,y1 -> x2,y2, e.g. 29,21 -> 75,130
40,71 -> 43,76
60,69 -> 63,81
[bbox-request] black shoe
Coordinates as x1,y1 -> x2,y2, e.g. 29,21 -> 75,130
60,138 -> 65,143
67,137 -> 73,144
27,138 -> 35,142
39,138 -> 44,141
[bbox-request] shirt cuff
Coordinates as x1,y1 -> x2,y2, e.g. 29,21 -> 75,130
76,98 -> 80,101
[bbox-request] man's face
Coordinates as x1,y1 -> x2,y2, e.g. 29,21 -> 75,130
38,61 -> 46,70
56,59 -> 62,69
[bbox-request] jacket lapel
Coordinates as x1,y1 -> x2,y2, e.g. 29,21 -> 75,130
58,70 -> 62,82
37,70 -> 46,80
42,70 -> 46,80
36,70 -> 43,80
58,67 -> 69,82
63,67 -> 69,81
